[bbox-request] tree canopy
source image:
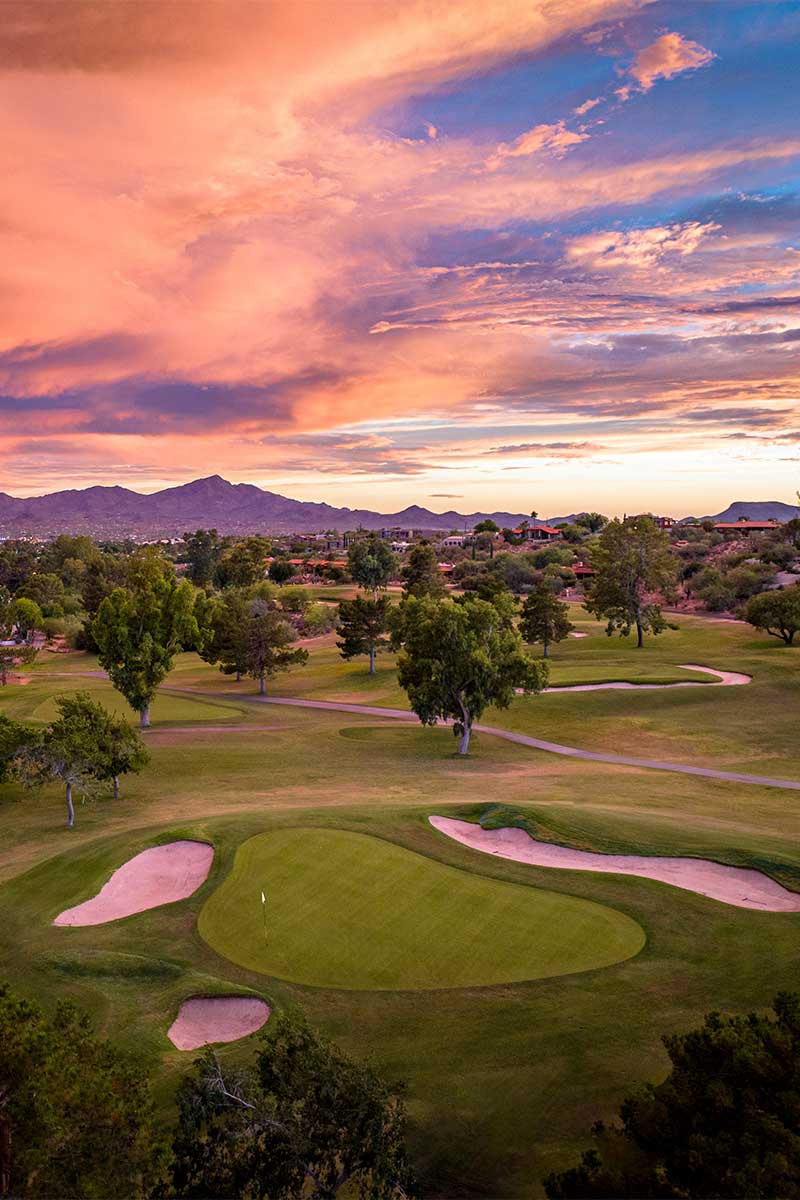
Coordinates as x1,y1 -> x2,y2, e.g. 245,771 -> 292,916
183,528 -> 225,587
401,543 -> 446,600
545,992 -> 800,1200
347,534 -> 397,595
0,982 -> 162,1198
745,584 -> 800,645
337,594 -> 392,673
168,1014 -> 415,1200
584,516 -> 678,648
240,599 -> 307,695
92,553 -> 198,726
394,596 -> 547,753
519,578 -> 574,657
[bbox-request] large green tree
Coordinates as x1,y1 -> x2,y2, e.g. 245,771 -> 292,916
347,534 -> 397,596
183,528 -> 225,587
584,516 -> 678,648
242,600 -> 308,695
394,596 -> 547,754
92,554 -> 198,727
0,588 -> 37,685
337,594 -> 392,674
519,578 -> 574,658
545,993 -> 800,1200
745,584 -> 800,645
0,983 -> 162,1198
195,588 -> 250,681
216,537 -> 272,589
168,1014 -> 414,1200
401,543 -> 447,600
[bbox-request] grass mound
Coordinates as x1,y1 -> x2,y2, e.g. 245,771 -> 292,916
198,828 -> 645,990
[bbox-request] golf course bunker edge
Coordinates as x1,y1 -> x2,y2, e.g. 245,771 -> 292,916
430,816 -> 800,913
54,841 -> 214,926
197,827 -> 645,990
168,995 -> 270,1050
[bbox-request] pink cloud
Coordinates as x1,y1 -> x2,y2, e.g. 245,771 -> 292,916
487,121 -> 589,169
627,31 -> 714,92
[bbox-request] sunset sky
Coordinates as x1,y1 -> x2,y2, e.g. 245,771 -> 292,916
2,0 -> 799,516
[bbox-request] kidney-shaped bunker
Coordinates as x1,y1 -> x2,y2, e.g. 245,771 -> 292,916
54,841 -> 214,926
168,996 -> 270,1050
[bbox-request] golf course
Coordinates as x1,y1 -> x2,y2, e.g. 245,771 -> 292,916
1,604 -> 799,1196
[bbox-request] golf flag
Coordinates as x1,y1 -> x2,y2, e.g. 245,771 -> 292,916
261,890 -> 268,942
261,890 -> 266,905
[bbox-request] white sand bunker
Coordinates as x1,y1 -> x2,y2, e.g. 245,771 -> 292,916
543,663 -> 751,693
568,631 -> 588,638
168,996 -> 270,1050
54,841 -> 214,926
430,817 -> 800,912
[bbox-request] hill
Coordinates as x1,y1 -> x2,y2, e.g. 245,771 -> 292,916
684,500 -> 800,524
0,476 -> 532,538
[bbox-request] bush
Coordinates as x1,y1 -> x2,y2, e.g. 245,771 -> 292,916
301,601 -> 338,636
278,584 -> 311,613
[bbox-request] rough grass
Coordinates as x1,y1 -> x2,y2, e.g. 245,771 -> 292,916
198,827 -> 644,989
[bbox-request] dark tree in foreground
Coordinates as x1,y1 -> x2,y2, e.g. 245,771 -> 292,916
519,578 -> 573,658
0,983 -> 162,1198
394,596 -> 547,754
337,595 -> 392,674
745,585 -> 800,645
584,516 -> 677,648
167,1014 -> 415,1200
545,992 -> 800,1200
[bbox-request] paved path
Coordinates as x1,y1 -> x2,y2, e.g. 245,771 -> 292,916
235,694 -> 800,792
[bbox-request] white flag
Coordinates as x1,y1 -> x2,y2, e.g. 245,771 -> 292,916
261,891 -> 266,905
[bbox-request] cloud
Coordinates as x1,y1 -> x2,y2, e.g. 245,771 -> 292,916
486,441 -> 602,457
626,31 -> 714,92
566,221 -> 720,269
487,121 -> 589,169
574,97 -> 603,115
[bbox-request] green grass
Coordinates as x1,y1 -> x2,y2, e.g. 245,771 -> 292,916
1,617 -> 799,1196
198,827 -> 644,989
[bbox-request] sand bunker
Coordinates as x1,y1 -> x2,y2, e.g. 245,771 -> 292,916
168,996 -> 270,1050
568,631 -> 588,638
54,841 -> 214,926
539,663 -> 751,694
430,816 -> 800,912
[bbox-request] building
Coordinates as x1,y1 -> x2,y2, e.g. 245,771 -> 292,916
512,524 -> 563,543
714,520 -> 783,536
442,534 -> 467,548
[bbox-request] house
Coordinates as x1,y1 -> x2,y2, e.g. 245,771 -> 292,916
714,521 -> 783,536
573,562 -> 596,579
512,524 -> 563,543
442,534 -> 467,548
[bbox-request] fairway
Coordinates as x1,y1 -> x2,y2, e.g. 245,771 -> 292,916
198,828 -> 645,989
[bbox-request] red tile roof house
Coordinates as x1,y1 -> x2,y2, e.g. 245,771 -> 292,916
713,521 -> 783,536
512,524 -> 563,543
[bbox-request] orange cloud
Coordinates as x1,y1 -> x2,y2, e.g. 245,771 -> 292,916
627,31 -> 714,92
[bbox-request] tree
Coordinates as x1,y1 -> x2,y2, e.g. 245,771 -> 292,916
92,555 -> 198,727
337,595 -> 392,674
195,588 -> 250,681
0,715 -> 38,784
11,597 -> 42,642
519,578 -> 574,657
347,534 -> 397,596
243,600 -> 308,695
15,572 -> 65,615
745,584 -> 800,645
49,692 -> 148,800
19,693 -> 108,826
183,528 -> 225,587
585,516 -> 678,648
394,596 -> 547,754
401,543 -> 446,599
473,519 -> 499,534
168,1014 -> 414,1200
0,983 -> 162,1198
576,512 -> 608,533
216,537 -> 272,589
0,588 -> 37,685
545,993 -> 800,1200
268,556 -> 295,586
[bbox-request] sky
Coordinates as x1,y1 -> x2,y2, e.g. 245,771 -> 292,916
2,0 -> 799,517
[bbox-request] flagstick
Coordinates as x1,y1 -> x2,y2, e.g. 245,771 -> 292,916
261,889 -> 268,944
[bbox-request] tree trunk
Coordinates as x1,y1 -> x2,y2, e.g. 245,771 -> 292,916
236,671 -> 242,682
259,673 -> 266,695
543,629 -> 549,658
140,703 -> 151,728
113,775 -> 120,800
369,646 -> 376,674
66,782 -> 74,828
636,620 -> 643,649
457,725 -> 472,755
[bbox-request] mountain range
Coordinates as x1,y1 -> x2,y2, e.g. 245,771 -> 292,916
0,476 -> 533,538
0,477 -> 797,538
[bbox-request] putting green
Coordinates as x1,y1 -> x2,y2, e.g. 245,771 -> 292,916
198,828 -> 645,990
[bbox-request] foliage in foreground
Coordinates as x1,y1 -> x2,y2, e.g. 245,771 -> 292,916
745,584 -> 800,645
166,1014 -> 415,1199
0,983 -> 163,1198
545,992 -> 800,1199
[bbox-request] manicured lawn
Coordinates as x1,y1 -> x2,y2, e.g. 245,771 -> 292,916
198,827 -> 644,989
1,622 -> 799,1197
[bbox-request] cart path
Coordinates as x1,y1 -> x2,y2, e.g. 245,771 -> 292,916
211,693 -> 800,792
